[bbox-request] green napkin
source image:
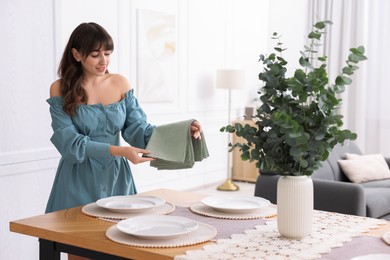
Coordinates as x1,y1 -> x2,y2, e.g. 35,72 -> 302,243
145,119 -> 209,170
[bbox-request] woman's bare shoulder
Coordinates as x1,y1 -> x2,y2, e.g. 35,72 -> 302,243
50,79 -> 62,97
110,73 -> 132,95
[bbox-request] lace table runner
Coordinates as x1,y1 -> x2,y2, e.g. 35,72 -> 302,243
170,206 -> 267,239
175,211 -> 388,260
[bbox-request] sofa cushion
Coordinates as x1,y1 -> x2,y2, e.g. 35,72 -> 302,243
338,154 -> 390,183
360,178 -> 390,188
326,142 -> 362,181
364,187 -> 390,219
345,153 -> 389,168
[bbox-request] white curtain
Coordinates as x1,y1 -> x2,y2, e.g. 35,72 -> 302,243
308,0 -> 390,156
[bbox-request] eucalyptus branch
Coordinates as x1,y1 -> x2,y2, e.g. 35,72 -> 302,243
221,20 -> 366,176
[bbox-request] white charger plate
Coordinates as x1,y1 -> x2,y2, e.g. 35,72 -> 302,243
116,215 -> 198,240
201,195 -> 270,213
96,195 -> 165,213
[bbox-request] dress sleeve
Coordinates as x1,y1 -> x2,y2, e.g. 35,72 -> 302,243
121,89 -> 155,149
47,97 -> 112,165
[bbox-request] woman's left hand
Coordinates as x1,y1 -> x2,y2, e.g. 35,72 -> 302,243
190,120 -> 202,140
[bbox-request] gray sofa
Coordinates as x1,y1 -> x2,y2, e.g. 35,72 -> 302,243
254,142 -> 390,220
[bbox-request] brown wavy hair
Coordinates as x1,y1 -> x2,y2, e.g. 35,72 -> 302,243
58,22 -> 114,116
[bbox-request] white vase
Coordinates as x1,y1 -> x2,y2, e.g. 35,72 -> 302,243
277,175 -> 313,239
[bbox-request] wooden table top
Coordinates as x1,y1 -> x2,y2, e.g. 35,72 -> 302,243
9,189 -> 212,260
9,189 -> 390,260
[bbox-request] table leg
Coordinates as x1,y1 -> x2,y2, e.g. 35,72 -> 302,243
39,239 -> 60,260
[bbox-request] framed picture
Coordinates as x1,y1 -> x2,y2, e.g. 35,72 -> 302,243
136,9 -> 177,103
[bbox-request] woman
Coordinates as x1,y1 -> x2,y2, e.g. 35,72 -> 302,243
46,22 -> 202,214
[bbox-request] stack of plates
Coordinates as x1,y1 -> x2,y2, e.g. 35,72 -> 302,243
116,215 -> 199,240
96,195 -> 165,213
201,195 -> 270,213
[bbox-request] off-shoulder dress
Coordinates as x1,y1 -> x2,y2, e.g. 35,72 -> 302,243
45,89 -> 155,213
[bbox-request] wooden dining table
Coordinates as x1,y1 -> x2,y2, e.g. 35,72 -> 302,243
9,189 -> 215,260
9,188 -> 390,260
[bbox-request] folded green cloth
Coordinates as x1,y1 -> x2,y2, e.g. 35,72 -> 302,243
145,119 -> 209,170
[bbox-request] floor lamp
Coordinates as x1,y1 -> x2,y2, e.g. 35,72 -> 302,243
216,69 -> 245,191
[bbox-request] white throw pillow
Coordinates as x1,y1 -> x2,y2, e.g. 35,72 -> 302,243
338,153 -> 390,183
345,153 -> 389,168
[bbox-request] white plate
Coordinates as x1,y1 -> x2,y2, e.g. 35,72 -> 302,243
96,195 -> 165,213
201,195 -> 270,213
351,254 -> 390,260
116,215 -> 198,240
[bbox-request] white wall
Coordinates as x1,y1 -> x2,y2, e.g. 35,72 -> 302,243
1,0 -> 309,259
1,1 -> 57,259
51,0 -> 273,194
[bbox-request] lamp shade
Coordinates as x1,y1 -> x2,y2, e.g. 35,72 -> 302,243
216,69 -> 245,90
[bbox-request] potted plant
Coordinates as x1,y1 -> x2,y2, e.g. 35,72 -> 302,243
220,20 -> 367,238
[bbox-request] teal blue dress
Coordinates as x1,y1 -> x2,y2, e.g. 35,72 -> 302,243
45,89 -> 155,213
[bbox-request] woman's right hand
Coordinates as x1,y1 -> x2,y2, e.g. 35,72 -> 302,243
110,145 -> 155,164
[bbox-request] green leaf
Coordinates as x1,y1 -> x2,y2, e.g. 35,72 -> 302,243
277,56 -> 288,65
294,69 -> 306,82
318,56 -> 327,62
235,123 -> 243,131
288,131 -> 302,138
308,31 -> 321,40
300,159 -> 308,168
251,149 -> 260,160
334,84 -> 346,93
342,66 -> 354,75
336,75 -> 352,85
223,125 -> 236,133
296,133 -> 310,144
259,54 -> 265,61
241,151 -> 250,161
348,53 -> 367,63
314,21 -> 326,29
299,57 -> 311,67
290,146 -> 303,157
350,46 -> 366,55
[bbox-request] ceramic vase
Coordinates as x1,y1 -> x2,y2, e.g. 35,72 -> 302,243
277,175 -> 313,239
